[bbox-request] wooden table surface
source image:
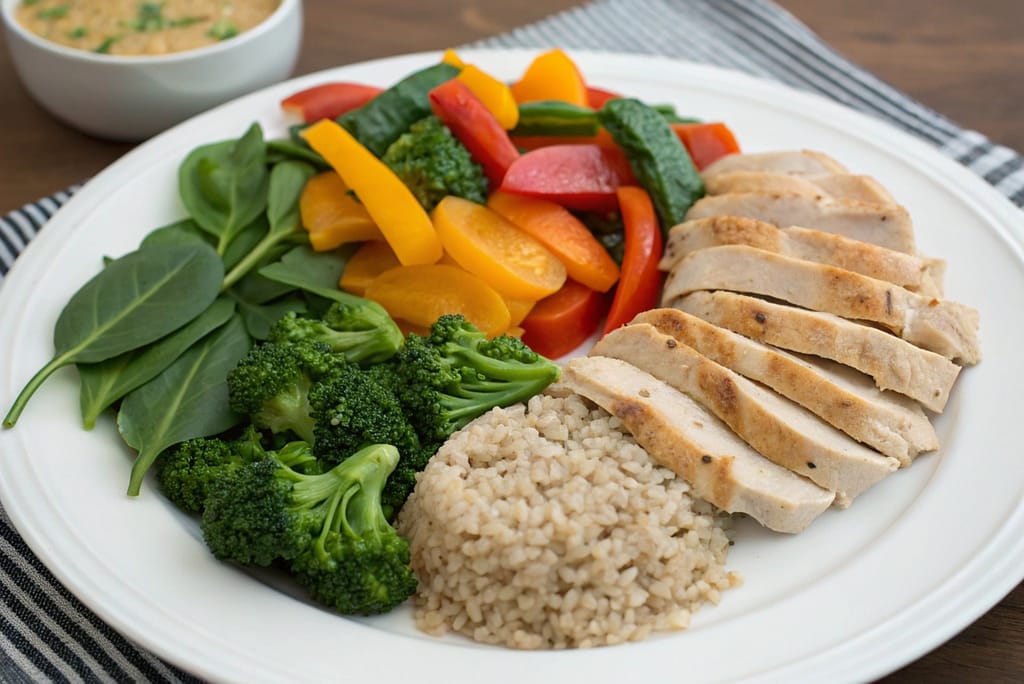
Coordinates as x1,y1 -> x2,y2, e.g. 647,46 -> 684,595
0,1 -> 1021,681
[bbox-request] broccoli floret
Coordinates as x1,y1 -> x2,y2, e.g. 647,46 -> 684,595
201,442 -> 416,614
200,440 -> 323,567
289,444 -> 417,615
394,314 -> 561,444
267,300 -> 403,365
381,115 -> 488,211
308,360 -> 425,514
156,427 -> 268,514
227,340 -> 339,443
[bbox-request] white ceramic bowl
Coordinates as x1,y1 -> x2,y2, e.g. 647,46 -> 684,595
1,0 -> 303,141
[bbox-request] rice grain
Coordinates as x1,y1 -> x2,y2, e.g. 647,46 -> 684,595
398,393 -> 741,649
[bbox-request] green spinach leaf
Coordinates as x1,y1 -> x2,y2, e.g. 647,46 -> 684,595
257,244 -> 361,304
120,314 -> 251,495
3,243 -> 224,427
179,123 -> 270,255
222,160 -> 316,288
232,292 -> 307,340
140,218 -> 211,249
77,297 -> 236,428
265,139 -> 329,169
221,214 -> 269,272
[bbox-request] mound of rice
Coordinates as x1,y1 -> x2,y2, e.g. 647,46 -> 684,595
397,392 -> 741,649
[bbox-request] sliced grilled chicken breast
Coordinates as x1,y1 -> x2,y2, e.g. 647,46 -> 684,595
674,291 -> 961,412
660,216 -> 945,297
684,192 -> 915,253
631,308 -> 939,465
593,324 -> 899,505
662,245 -> 980,365
561,356 -> 835,533
704,171 -> 896,204
701,150 -> 848,178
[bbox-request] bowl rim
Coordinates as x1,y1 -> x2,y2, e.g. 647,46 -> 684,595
1,0 -> 300,64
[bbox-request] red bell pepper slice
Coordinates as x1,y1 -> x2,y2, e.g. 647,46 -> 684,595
586,86 -> 622,109
671,122 -> 741,170
499,144 -> 637,212
602,186 -> 663,334
281,82 -> 384,123
520,279 -> 610,359
428,78 -> 520,187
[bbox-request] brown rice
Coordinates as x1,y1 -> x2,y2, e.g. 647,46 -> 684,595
397,391 -> 741,649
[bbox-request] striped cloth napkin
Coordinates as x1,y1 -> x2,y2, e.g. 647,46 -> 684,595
0,0 -> 1020,681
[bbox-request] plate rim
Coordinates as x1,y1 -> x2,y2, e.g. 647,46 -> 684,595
0,47 -> 1022,684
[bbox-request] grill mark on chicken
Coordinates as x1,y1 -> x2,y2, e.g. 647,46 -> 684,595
675,290 -> 961,412
700,150 -> 849,178
561,356 -> 835,533
704,171 -> 896,204
659,217 -> 945,297
630,308 -> 939,464
684,192 -> 916,253
594,323 -> 899,503
661,245 -> 980,364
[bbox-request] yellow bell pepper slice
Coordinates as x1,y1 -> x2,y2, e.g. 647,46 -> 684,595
441,48 -> 465,68
364,263 -> 511,338
457,64 -> 520,130
301,119 -> 443,265
300,171 -> 383,251
432,195 -> 566,301
509,48 -> 588,107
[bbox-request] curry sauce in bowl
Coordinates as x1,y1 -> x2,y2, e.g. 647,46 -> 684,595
15,0 -> 280,56
1,0 -> 301,140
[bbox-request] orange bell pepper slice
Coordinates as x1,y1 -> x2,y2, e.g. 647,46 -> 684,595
510,48 -> 588,107
364,263 -> 511,338
487,191 -> 619,293
301,119 -> 443,265
520,279 -> 610,359
671,122 -> 741,170
431,196 -> 567,301
339,240 -> 401,296
602,186 -> 664,334
300,171 -> 383,251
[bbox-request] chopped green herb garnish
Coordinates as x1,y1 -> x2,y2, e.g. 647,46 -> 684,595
66,25 -> 88,39
36,4 -> 70,19
124,2 -> 165,32
168,15 -> 206,28
23,0 -> 41,6
94,35 -> 121,53
122,2 -> 208,32
207,18 -> 238,41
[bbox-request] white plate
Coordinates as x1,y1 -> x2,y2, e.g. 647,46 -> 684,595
1,49 -> 1022,684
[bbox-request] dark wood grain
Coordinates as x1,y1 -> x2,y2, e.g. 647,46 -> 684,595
778,0 -> 1024,154
0,1 -> 1021,681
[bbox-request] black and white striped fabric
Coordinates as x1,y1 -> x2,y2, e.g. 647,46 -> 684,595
1,0 -> 1021,680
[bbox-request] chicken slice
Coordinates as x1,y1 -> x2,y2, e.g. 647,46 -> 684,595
701,150 -> 848,179
593,324 -> 899,505
631,308 -> 939,465
674,291 -> 961,412
684,192 -> 915,254
660,216 -> 945,297
561,356 -> 835,533
704,171 -> 896,204
662,245 -> 980,365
